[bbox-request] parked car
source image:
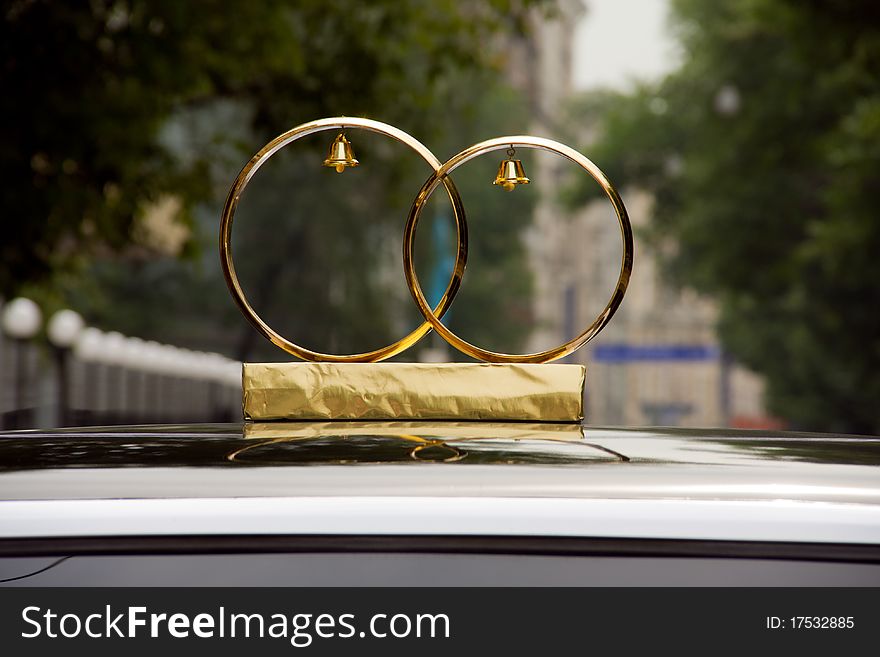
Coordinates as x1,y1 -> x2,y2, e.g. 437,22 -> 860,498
1,421 -> 878,586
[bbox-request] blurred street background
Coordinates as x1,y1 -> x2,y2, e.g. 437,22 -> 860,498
1,0 -> 878,434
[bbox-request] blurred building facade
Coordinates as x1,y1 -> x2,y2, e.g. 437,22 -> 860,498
508,0 -> 771,428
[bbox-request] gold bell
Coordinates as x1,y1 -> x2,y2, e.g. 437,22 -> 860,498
323,133 -> 359,173
493,147 -> 529,191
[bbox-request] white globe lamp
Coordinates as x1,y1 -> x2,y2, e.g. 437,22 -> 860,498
2,297 -> 42,339
47,309 -> 85,348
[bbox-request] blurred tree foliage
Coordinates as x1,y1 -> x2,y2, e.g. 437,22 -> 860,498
568,0 -> 880,434
1,0 -> 543,359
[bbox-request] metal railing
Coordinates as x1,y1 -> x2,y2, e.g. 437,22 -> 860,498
1,299 -> 241,430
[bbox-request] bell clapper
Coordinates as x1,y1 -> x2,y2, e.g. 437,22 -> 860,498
503,147 -> 516,190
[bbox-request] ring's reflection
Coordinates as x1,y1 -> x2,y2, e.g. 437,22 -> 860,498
226,421 -> 622,466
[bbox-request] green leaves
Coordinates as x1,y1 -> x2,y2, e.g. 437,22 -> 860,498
3,0 -> 545,361
571,0 -> 880,433
1,0 -> 541,294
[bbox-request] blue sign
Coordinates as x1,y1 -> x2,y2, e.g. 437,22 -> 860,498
593,344 -> 721,363
426,212 -> 456,313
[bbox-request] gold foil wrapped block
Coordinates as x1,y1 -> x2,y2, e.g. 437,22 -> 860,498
242,362 -> 585,422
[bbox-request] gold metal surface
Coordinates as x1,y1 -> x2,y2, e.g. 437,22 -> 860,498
403,136 -> 634,363
242,362 -> 585,422
494,147 -> 530,191
222,120 -> 631,365
242,420 -> 586,441
322,133 -> 359,172
220,117 -> 468,362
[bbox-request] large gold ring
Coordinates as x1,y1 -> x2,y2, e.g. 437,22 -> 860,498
220,117 -> 467,362
403,136 -> 633,363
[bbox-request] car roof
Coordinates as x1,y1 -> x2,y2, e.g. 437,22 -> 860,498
1,423 -> 878,546
0,422 -> 878,504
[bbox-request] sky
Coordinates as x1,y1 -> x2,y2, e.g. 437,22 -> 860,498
572,0 -> 679,91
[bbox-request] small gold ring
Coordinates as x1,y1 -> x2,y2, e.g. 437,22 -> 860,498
403,136 -> 633,363
220,117 -> 467,362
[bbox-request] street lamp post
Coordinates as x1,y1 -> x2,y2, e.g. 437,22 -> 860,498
74,327 -> 104,421
47,309 -> 85,427
119,337 -> 147,422
101,332 -> 127,420
141,342 -> 164,422
2,298 -> 43,426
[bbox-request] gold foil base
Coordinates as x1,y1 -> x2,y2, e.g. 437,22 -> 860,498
243,420 -> 585,441
242,362 -> 585,422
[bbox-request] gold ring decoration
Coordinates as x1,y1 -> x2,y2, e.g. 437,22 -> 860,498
403,136 -> 633,363
220,117 -> 467,362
